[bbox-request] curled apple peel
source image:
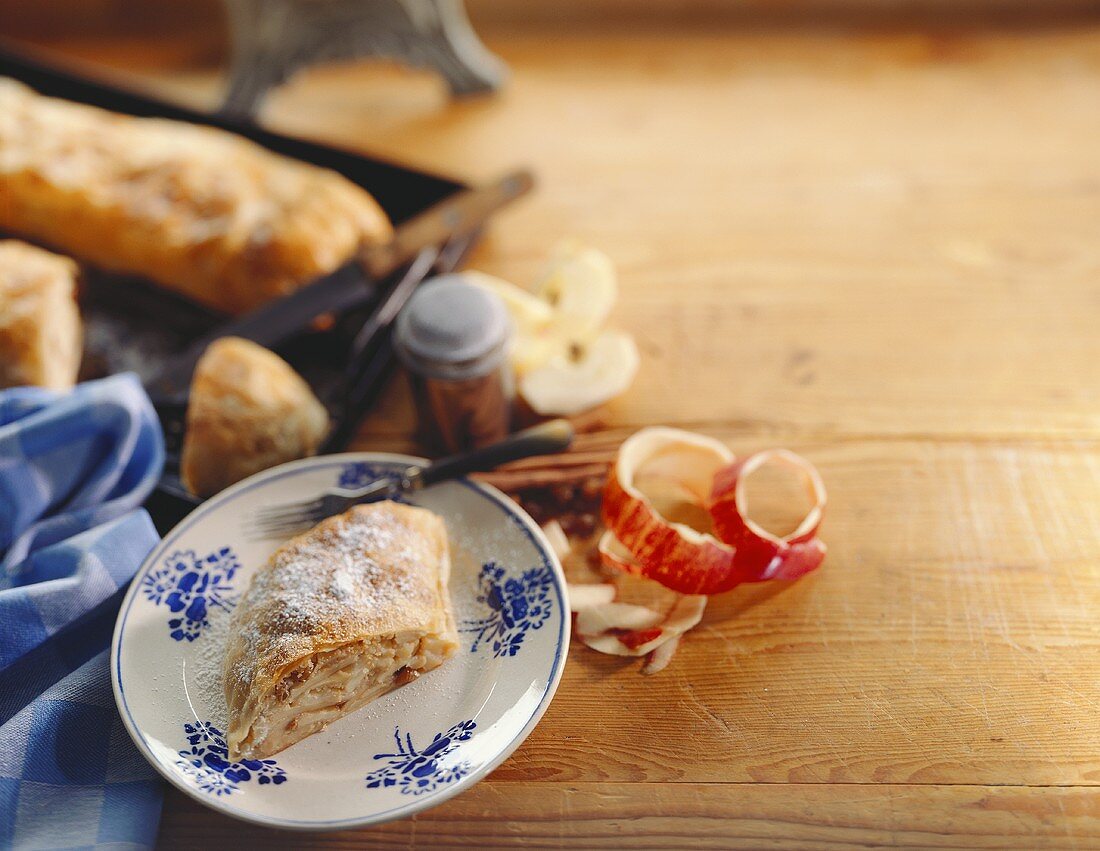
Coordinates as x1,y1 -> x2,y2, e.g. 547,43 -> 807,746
601,427 -> 827,595
596,528 -> 644,577
560,427 -> 826,672
709,449 -> 828,582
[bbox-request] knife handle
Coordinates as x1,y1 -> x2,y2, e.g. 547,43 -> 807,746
415,419 -> 575,488
362,169 -> 534,280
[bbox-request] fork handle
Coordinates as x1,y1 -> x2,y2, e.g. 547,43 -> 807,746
415,419 -> 574,488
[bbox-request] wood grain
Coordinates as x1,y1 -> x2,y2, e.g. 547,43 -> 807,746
12,12 -> 1100,848
103,25 -> 1100,442
157,783 -> 1100,850
499,440 -> 1100,787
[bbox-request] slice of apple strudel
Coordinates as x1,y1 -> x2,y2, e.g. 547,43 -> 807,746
224,501 -> 458,760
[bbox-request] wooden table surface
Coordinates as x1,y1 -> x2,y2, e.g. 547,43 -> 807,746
21,11 -> 1100,848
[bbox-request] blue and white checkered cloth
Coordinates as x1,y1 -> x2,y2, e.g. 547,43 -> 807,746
0,374 -> 166,850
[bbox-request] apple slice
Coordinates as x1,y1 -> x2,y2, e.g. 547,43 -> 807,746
462,247 -> 637,413
520,329 -> 639,416
510,332 -> 565,378
462,270 -> 565,377
462,270 -> 555,333
536,241 -> 618,341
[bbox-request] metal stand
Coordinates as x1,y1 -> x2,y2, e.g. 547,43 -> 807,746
220,0 -> 507,119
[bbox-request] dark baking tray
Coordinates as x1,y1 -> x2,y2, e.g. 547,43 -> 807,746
0,46 -> 487,532
0,46 -> 462,224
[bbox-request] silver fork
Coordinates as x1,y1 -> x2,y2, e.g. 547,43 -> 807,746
248,419 -> 574,539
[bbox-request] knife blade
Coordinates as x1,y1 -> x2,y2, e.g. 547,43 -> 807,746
146,168 -> 534,400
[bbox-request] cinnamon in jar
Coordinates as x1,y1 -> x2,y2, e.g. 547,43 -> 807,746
393,275 -> 514,454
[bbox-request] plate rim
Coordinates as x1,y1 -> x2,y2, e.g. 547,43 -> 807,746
110,451 -> 570,831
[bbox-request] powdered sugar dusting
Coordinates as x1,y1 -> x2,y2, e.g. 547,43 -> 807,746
226,503 -> 446,699
443,533 -> 483,626
330,568 -> 355,600
180,492 -> 552,751
188,601 -> 235,730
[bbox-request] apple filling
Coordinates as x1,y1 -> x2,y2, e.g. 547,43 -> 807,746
234,630 -> 454,760
224,502 -> 458,761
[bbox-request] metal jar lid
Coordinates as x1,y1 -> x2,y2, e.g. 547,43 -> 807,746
393,274 -> 513,381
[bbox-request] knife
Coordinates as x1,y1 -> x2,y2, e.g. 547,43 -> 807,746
146,168 -> 533,401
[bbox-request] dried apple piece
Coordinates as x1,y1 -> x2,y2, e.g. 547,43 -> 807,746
566,582 -> 617,611
577,594 -> 707,657
641,635 -> 681,675
576,602 -> 663,636
540,519 -> 572,560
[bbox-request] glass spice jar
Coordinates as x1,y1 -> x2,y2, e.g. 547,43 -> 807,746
393,275 -> 514,454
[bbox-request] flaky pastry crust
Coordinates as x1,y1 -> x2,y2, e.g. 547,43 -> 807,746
0,78 -> 392,314
0,239 -> 81,390
180,337 -> 329,497
224,501 -> 458,759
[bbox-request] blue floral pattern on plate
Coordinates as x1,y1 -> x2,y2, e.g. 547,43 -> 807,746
364,720 -> 477,795
460,561 -> 555,657
142,547 -> 239,641
113,452 -> 569,829
338,462 -> 408,501
175,721 -> 287,797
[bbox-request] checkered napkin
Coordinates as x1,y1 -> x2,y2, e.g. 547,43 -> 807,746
0,374 -> 166,850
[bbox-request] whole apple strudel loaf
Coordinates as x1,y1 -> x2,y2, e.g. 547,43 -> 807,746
0,78 -> 392,315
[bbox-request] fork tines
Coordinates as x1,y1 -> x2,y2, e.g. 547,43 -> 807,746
248,498 -> 327,539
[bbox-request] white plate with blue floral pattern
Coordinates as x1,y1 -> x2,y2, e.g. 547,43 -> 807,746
111,453 -> 568,830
